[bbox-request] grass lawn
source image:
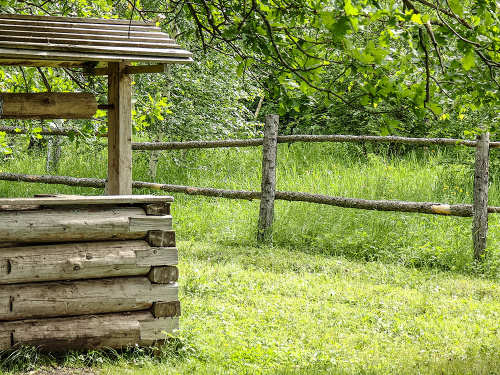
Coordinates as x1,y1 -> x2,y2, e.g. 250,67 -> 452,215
93,241 -> 500,375
1,142 -> 500,373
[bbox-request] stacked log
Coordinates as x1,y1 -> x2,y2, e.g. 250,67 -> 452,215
0,195 -> 180,352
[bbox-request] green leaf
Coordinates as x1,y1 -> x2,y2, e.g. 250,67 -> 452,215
427,102 -> 443,115
449,0 -> 464,17
344,0 -> 359,16
410,13 -> 423,25
334,16 -> 351,37
461,50 -> 475,71
236,63 -> 244,77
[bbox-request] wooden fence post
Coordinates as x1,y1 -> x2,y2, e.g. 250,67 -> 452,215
257,114 -> 279,244
473,130 -> 490,261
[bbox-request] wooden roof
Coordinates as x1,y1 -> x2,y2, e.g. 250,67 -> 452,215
0,13 -> 193,68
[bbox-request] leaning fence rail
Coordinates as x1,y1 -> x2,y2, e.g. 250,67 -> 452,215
0,114 -> 493,261
0,173 -> 498,218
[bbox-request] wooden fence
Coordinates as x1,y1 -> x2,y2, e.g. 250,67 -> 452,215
0,115 -> 494,261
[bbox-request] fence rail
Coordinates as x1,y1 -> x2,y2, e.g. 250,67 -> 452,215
0,115 -> 493,261
132,135 -> 500,150
3,124 -> 500,149
1,172 -> 498,218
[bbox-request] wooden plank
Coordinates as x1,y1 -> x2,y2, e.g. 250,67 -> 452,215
0,92 -> 97,120
0,330 -> 10,351
147,266 -> 179,283
143,202 -> 171,215
257,114 -> 279,244
126,64 -> 169,75
0,277 -> 178,321
146,230 -> 176,247
0,204 -> 40,211
139,316 -> 179,341
0,35 -> 179,50
0,14 -> 158,27
0,48 -> 194,65
0,23 -> 169,39
473,131 -> 490,261
151,301 -> 181,318
0,59 -> 88,68
129,215 -> 172,231
0,207 -> 148,243
0,27 -> 173,41
86,64 -> 169,76
0,17 -> 158,32
0,41 -> 191,58
107,61 -> 132,195
0,194 -> 173,206
136,247 -> 178,266
0,311 -> 172,352
0,240 -> 153,285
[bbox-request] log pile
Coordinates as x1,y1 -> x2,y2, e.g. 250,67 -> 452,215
0,195 -> 180,352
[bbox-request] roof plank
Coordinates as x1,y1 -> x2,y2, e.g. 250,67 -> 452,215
0,14 -> 193,67
0,27 -> 173,42
0,13 -> 156,27
0,41 -> 192,58
0,35 -> 180,50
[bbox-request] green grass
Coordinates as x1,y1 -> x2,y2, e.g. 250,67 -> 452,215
2,139 -> 500,374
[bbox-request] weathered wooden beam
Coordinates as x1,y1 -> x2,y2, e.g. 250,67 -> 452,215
0,277 -> 178,321
473,131 -> 490,261
129,215 -> 173,232
107,61 -> 132,195
0,194 -> 172,206
0,240 -> 179,284
135,246 -> 178,267
132,135 -> 500,150
142,202 -> 171,215
151,301 -> 181,318
0,92 -> 97,119
85,64 -> 170,76
146,230 -> 176,247
0,311 -> 178,352
258,114 -> 279,244
0,207 -> 172,243
4,172 -> 500,218
0,59 -> 88,68
147,266 -> 179,284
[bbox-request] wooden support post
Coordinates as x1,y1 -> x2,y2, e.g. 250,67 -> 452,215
107,61 -> 132,195
257,114 -> 279,244
473,130 -> 490,261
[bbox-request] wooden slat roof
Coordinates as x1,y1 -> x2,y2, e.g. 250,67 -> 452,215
0,13 -> 193,68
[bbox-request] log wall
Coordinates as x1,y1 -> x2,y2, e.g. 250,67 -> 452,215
0,195 -> 180,352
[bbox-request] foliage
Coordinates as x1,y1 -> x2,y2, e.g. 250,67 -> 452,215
133,48 -> 261,141
155,0 -> 500,133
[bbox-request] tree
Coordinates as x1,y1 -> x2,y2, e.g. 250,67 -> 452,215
153,0 -> 500,132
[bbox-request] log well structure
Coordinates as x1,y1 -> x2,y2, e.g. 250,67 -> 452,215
0,195 -> 180,352
0,13 -> 192,351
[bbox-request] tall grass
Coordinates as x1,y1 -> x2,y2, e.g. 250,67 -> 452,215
1,139 -> 500,275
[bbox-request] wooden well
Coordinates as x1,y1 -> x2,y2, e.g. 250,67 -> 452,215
0,195 -> 180,352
